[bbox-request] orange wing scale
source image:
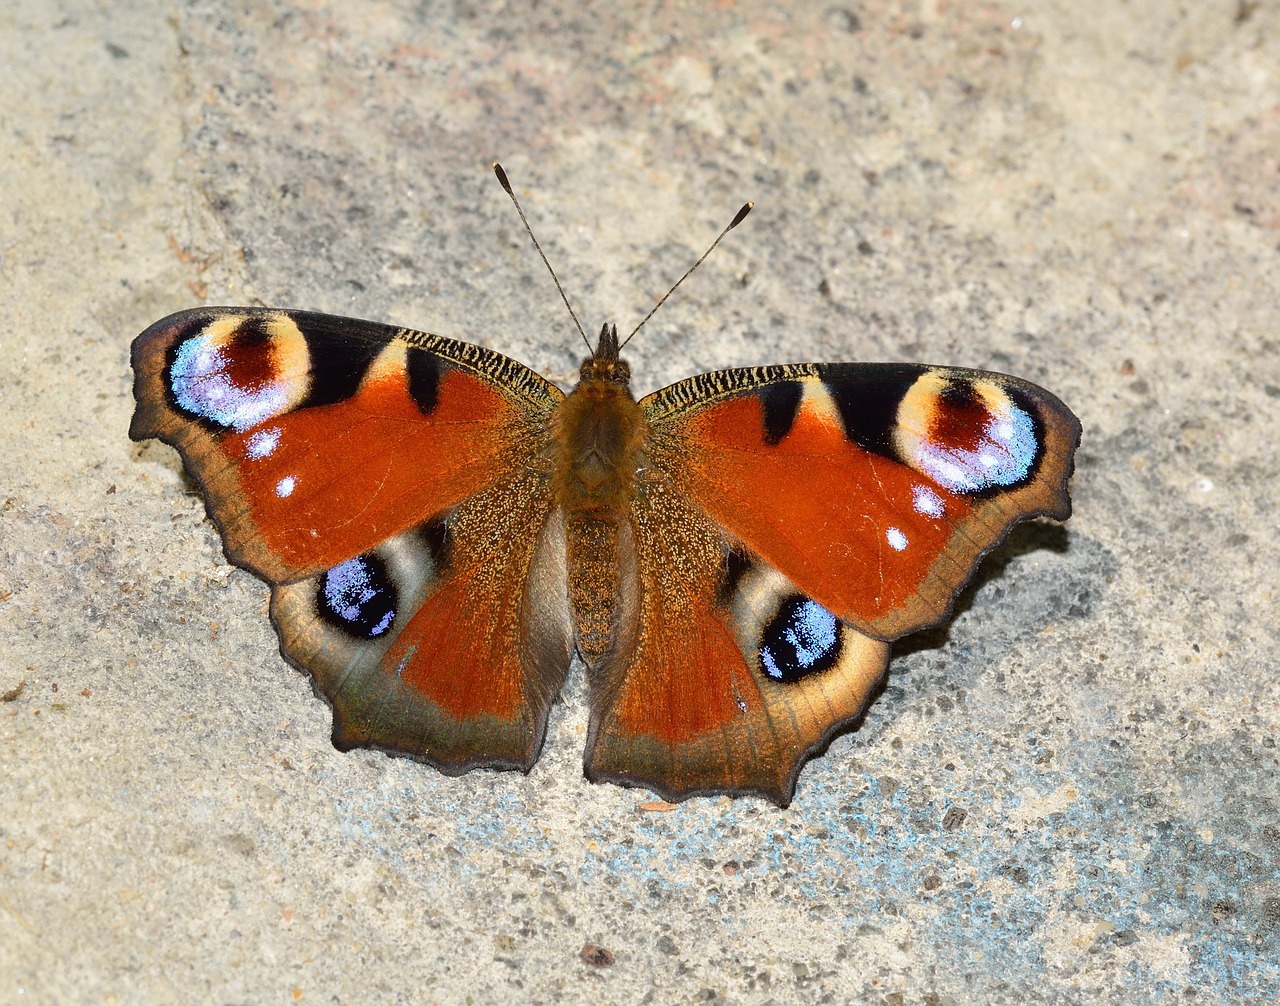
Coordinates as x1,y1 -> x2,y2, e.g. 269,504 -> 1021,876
608,606 -> 748,741
216,366 -> 527,579
386,541 -> 533,721
671,394 -> 969,629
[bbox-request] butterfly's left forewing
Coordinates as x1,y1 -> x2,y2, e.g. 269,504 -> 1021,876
131,307 -> 572,772
131,307 -> 561,582
584,361 -> 1080,805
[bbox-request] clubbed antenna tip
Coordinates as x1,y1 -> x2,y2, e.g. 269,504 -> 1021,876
492,161 -> 591,355
619,199 -> 756,351
492,161 -> 513,196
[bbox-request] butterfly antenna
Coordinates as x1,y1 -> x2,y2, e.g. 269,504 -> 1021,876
492,162 -> 593,356
618,200 -> 754,352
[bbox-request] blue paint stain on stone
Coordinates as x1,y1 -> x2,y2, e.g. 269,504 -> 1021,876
300,697 -> 1276,1003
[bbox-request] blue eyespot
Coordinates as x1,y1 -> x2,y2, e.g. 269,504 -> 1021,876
318,555 -> 396,640
915,402 -> 1038,493
760,596 -> 841,684
168,333 -> 291,432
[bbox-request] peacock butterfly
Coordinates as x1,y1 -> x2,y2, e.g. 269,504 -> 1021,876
130,166 -> 1080,806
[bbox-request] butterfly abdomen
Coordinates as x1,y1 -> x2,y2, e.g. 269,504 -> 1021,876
553,371 -> 648,662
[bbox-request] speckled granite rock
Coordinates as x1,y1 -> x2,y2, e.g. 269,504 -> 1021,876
1,1 -> 1276,1003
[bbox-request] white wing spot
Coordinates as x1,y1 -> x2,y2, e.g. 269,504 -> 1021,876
912,485 -> 945,517
245,426 -> 282,459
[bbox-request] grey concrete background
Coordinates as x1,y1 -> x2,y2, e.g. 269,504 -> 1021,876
2,1 -> 1277,1003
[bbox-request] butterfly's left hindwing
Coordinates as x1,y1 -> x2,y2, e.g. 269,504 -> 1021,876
131,307 -> 572,772
583,361 -> 1080,806
269,475 -> 571,773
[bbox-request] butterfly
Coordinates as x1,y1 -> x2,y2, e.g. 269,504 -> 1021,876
130,169 -> 1080,806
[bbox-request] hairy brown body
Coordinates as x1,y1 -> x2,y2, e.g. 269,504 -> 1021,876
551,325 -> 647,662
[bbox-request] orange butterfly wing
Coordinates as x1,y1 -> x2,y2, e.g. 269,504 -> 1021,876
649,363 -> 1079,637
583,475 -> 889,804
131,308 -> 572,771
584,362 -> 1080,805
131,308 -> 557,581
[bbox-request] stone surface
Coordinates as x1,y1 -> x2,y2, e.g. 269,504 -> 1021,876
1,1 -> 1277,1003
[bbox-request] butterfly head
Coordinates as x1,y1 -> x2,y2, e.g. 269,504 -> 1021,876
579,322 -> 631,385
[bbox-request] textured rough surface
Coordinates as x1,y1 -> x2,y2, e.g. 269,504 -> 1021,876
1,1 -> 1277,1003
